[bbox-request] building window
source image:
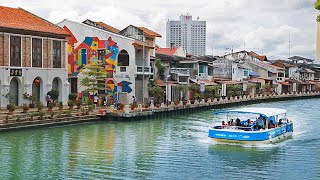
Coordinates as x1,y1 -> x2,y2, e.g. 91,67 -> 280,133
32,38 -> 42,67
52,41 -> 61,68
10,36 -> 21,67
268,71 -> 273,77
243,70 -> 249,77
118,50 -> 129,66
70,78 -> 78,93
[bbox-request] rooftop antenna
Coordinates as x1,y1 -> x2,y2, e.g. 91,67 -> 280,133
212,28 -> 214,57
289,32 -> 291,58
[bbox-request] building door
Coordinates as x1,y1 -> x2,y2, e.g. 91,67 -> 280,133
32,78 -> 41,102
10,78 -> 19,105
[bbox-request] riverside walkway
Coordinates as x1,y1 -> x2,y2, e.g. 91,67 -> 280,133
102,92 -> 320,120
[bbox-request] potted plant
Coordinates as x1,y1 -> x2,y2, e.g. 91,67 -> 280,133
68,101 -> 74,110
68,93 -> 78,101
47,89 -> 60,103
58,101 -> 63,110
75,99 -> 83,109
130,102 -> 138,110
36,102 -> 44,112
28,95 -> 36,108
38,111 -> 45,120
7,103 -> 16,115
65,109 -> 72,117
22,103 -> 29,113
80,107 -> 86,116
48,102 -> 54,111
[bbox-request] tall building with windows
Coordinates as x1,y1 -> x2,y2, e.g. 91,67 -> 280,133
166,14 -> 206,56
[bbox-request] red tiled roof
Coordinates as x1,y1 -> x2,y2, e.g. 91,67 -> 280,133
0,6 -> 69,36
156,47 -> 177,55
136,26 -> 162,37
132,40 -> 154,49
95,21 -> 120,34
249,51 -> 267,61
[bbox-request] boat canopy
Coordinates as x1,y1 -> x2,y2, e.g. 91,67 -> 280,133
213,108 -> 287,117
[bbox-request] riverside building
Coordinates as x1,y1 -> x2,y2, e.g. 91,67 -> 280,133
0,6 -> 69,108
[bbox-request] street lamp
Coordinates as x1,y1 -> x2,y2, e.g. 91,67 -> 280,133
166,75 -> 171,106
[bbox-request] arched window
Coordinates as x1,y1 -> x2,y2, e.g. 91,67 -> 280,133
117,50 -> 129,66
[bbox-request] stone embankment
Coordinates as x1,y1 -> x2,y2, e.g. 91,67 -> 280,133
103,92 -> 320,120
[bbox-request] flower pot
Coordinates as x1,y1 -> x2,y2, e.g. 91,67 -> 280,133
48,108 -> 53,111
69,106 -> 74,110
77,106 -> 81,109
23,109 -> 28,113
59,107 -> 63,110
29,104 -> 35,108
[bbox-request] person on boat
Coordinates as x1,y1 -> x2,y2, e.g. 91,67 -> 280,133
253,122 -> 262,131
278,119 -> 283,126
230,119 -> 235,126
268,120 -> 275,129
222,121 -> 226,126
245,119 -> 251,127
227,121 -> 231,126
235,118 -> 242,126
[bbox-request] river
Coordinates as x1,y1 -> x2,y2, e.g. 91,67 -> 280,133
0,98 -> 319,179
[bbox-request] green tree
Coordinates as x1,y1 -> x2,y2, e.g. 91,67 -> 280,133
155,59 -> 165,80
148,85 -> 164,104
80,60 -> 105,92
315,0 -> 320,21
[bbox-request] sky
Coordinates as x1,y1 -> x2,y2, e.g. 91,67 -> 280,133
0,0 -> 318,59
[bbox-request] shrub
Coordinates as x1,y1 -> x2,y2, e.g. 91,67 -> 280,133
36,102 -> 44,111
7,103 -> 16,112
75,99 -> 83,107
22,103 -> 30,113
68,101 -> 74,107
66,110 -> 72,117
68,93 -> 78,101
58,101 -> 63,109
48,102 -> 54,109
48,89 -> 60,102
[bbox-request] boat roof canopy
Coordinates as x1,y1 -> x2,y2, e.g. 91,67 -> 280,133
213,108 -> 287,117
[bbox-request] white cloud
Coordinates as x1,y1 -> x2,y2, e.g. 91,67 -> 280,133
0,0 -> 317,58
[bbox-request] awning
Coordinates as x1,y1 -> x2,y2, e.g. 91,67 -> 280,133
249,71 -> 260,77
279,82 -> 291,86
190,79 -> 217,86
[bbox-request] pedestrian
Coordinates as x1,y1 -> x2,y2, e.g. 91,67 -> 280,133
45,93 -> 52,107
103,96 -> 107,107
132,96 -> 136,103
94,93 -> 99,108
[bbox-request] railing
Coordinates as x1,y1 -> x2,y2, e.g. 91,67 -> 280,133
116,66 -> 128,73
170,68 -> 192,76
136,66 -> 152,74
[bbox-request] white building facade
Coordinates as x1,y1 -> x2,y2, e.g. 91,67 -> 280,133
166,14 -> 206,56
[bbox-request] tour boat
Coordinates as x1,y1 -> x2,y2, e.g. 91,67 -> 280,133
208,108 -> 293,145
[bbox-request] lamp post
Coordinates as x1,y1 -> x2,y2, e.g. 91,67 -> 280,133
166,75 -> 171,106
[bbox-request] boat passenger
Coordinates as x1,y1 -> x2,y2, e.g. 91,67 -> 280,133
222,121 -> 226,126
268,120 -> 275,129
235,118 -> 242,126
230,119 -> 235,126
246,119 -> 251,127
253,122 -> 262,131
227,121 -> 231,126
278,119 -> 283,126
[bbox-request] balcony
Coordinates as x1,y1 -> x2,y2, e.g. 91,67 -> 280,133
136,66 -> 153,75
170,68 -> 192,76
116,66 -> 128,73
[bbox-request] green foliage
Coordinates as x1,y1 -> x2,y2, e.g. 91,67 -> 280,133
68,93 -> 78,101
155,59 -> 166,80
315,0 -> 320,10
226,84 -> 243,97
148,85 -> 164,104
7,103 -> 16,112
48,89 -> 60,102
48,102 -> 54,109
75,99 -> 83,107
188,84 -> 200,93
38,111 -> 45,119
68,101 -> 74,107
36,102 -> 44,111
58,101 -> 63,108
80,60 -> 106,92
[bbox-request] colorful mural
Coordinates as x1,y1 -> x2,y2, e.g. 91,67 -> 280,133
65,26 -> 133,97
